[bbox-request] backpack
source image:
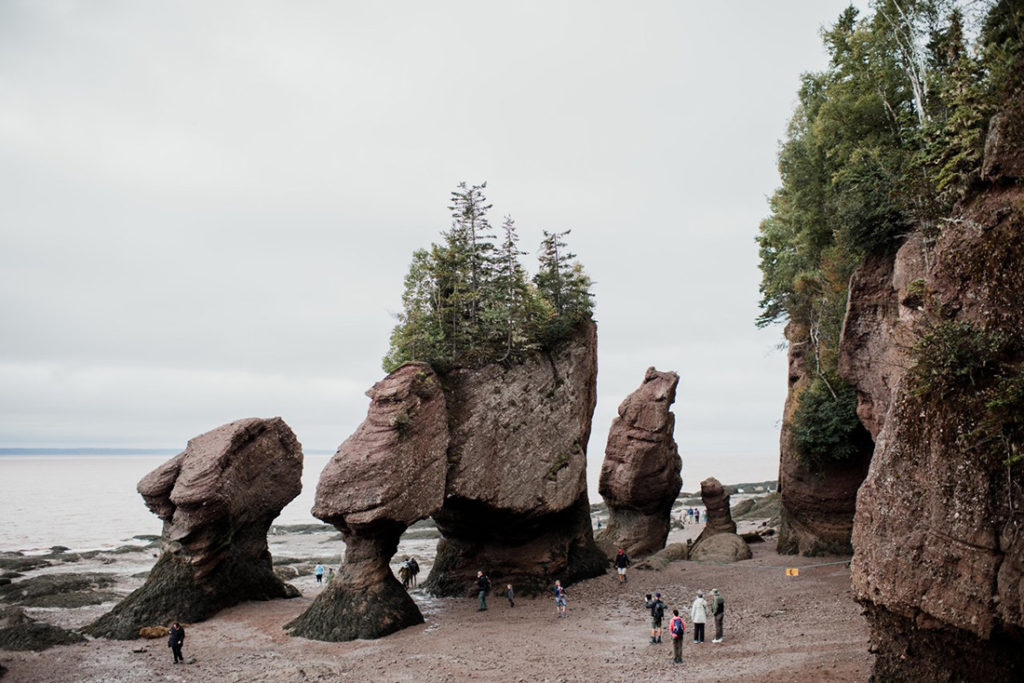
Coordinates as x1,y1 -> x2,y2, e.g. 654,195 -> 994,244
653,600 -> 665,619
670,616 -> 685,636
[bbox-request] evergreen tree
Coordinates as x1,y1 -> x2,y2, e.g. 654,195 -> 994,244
534,229 -> 594,343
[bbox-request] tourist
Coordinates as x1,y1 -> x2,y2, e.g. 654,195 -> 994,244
668,609 -> 686,663
695,508 -> 701,524
645,592 -> 666,643
690,590 -> 709,643
553,580 -> 567,617
476,570 -> 491,611
314,563 -> 324,584
326,567 -> 334,583
687,507 -> 694,522
710,588 -> 725,642
167,621 -> 185,664
507,584 -> 515,608
409,557 -> 420,587
614,548 -> 630,583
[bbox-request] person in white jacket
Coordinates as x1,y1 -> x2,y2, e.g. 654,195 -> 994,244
690,590 -> 709,643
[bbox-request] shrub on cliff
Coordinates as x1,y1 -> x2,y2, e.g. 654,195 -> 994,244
790,376 -> 870,469
383,182 -> 593,373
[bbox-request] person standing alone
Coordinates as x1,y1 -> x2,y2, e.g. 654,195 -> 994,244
167,621 -> 185,664
690,590 -> 709,643
710,588 -> 725,642
645,592 -> 666,643
314,564 -> 324,584
614,548 -> 630,584
475,570 -> 491,611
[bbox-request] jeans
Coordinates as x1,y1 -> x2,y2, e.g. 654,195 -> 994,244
714,613 -> 724,640
478,590 -> 487,610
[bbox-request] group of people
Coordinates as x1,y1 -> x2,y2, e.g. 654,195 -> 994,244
682,507 -> 702,525
645,588 -> 726,664
313,564 -> 334,584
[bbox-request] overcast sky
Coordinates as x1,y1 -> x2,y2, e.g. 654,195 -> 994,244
1,1 -> 866,491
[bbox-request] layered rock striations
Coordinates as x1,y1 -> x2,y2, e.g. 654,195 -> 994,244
597,368 -> 682,557
850,103 -> 1024,681
89,418 -> 303,639
690,477 -> 750,563
776,323 -> 873,556
285,363 -> 449,641
425,322 -> 606,595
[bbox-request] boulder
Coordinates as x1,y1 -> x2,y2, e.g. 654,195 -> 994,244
696,477 -> 736,537
688,533 -> 752,563
597,368 -> 682,557
286,363 -> 449,641
634,543 -> 689,571
88,417 -> 303,639
425,322 -> 607,596
851,108 -> 1024,680
0,622 -> 86,652
138,626 -> 167,639
776,322 -> 873,556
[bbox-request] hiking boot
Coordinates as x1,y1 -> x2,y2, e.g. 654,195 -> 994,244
656,636 -> 662,643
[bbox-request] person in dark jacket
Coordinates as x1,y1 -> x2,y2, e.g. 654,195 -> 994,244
476,570 -> 490,611
710,588 -> 725,642
167,621 -> 185,664
614,548 -> 630,584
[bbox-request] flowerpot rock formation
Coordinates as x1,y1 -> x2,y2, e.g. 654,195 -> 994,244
285,363 -> 449,641
596,367 -> 682,558
88,417 -> 303,639
690,477 -> 750,563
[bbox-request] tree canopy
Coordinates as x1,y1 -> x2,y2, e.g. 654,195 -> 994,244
757,0 -> 1023,465
383,182 -> 594,373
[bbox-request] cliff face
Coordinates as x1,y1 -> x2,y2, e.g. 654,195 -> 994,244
776,322 -> 873,556
850,102 -> 1024,681
426,321 -> 606,595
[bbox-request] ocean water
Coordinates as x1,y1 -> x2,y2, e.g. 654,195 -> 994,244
0,453 -> 332,552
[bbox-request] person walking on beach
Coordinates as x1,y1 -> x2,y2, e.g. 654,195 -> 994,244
507,584 -> 515,608
167,621 -> 185,664
314,564 -> 324,584
668,609 -> 686,663
690,590 -> 709,643
476,570 -> 491,611
710,588 -> 725,642
553,580 -> 568,617
326,567 -> 334,583
695,508 -> 701,524
614,548 -> 630,583
645,592 -> 666,643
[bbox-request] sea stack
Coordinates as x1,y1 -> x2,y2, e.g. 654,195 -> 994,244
88,417 -> 303,639
689,477 -> 750,563
597,367 -> 682,557
425,322 -> 607,595
286,363 -> 449,641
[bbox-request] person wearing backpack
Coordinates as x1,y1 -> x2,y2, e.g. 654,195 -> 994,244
553,580 -> 568,618
668,609 -> 686,664
645,592 -> 666,643
710,588 -> 725,642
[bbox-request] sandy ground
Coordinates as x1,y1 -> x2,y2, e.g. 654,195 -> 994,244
1,520 -> 872,683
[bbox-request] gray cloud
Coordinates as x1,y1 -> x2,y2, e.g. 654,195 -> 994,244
0,1 -> 864,488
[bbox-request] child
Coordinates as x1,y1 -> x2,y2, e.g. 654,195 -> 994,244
507,584 -> 515,608
553,580 -> 567,617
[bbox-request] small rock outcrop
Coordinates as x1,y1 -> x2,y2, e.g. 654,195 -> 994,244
596,368 -> 682,557
776,322 -> 873,556
851,103 -> 1024,680
690,477 -> 750,562
286,363 -> 449,641
426,323 -> 607,595
88,417 -> 303,639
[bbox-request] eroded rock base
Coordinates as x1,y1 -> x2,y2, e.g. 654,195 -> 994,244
87,545 -> 297,640
425,496 -> 606,596
864,603 -> 1024,683
596,509 -> 669,558
285,575 -> 422,642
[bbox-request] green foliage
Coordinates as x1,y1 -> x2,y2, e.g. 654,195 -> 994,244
911,320 -> 1024,465
790,376 -> 868,468
910,321 -> 1009,398
383,183 -> 594,373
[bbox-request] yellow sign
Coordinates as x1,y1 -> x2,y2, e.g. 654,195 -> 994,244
785,568 -> 800,576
